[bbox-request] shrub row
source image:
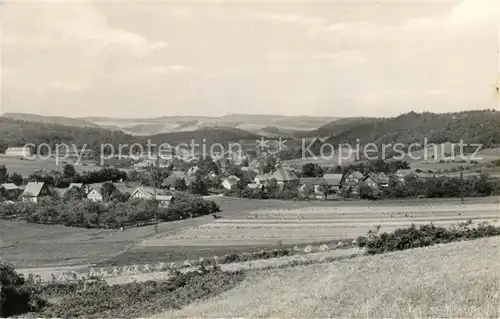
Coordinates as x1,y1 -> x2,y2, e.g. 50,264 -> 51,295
40,266 -> 244,318
1,264 -> 244,318
357,221 -> 500,255
0,195 -> 220,229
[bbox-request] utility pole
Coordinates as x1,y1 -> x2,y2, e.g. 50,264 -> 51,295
155,154 -> 160,234
461,127 -> 468,205
150,153 -> 160,234
460,167 -> 464,205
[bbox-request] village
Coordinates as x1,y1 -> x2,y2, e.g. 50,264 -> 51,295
0,142 -> 491,208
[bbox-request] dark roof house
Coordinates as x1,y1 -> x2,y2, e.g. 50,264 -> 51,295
323,173 -> 343,186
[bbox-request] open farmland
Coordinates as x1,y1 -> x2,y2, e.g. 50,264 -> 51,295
3,196 -> 499,269
0,216 -> 214,268
140,199 -> 500,248
158,236 -> 500,318
0,156 -> 101,177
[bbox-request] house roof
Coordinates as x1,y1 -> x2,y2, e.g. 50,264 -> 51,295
396,169 -> 414,176
1,183 -> 20,191
68,183 -> 84,189
299,178 -> 324,186
87,183 -> 104,191
271,167 -> 298,182
87,188 -> 102,197
155,195 -> 174,201
22,182 -> 46,197
163,171 -> 186,187
224,175 -> 240,185
363,173 -> 390,185
348,171 -> 364,179
255,174 -> 272,181
323,174 -> 342,186
132,187 -> 172,200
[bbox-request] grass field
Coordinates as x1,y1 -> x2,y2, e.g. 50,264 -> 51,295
3,196 -> 499,269
157,236 -> 500,318
139,199 -> 500,248
0,216 -> 212,268
0,156 -> 101,177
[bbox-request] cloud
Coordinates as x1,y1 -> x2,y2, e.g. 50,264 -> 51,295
172,7 -> 193,19
401,0 -> 499,32
445,0 -> 500,28
4,2 -> 168,58
131,65 -> 191,75
2,1 -> 497,117
255,12 -> 326,28
50,81 -> 89,91
264,50 -> 365,67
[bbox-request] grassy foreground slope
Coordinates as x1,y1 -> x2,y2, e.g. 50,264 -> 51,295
158,236 -> 500,318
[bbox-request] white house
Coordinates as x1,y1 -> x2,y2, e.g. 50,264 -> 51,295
221,175 -> 240,191
130,186 -> 174,208
87,188 -> 103,202
5,146 -> 33,158
22,182 -> 50,204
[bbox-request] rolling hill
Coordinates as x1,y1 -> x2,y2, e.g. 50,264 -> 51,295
2,113 -> 338,136
304,110 -> 500,148
146,127 -> 261,148
3,113 -> 99,128
83,114 -> 337,136
0,117 -> 264,155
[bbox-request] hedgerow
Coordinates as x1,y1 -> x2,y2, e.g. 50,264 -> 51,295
357,221 -> 500,255
40,266 -> 244,318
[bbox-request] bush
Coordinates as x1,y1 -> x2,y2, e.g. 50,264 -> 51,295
0,262 -> 46,317
357,222 -> 500,255
41,267 -> 244,318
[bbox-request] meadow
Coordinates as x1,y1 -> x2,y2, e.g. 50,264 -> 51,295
0,156 -> 100,177
158,235 -> 500,318
4,196 -> 499,271
140,199 -> 500,248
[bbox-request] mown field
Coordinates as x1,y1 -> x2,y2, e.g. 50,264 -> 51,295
157,235 -> 500,318
140,200 -> 500,248
3,196 -> 499,269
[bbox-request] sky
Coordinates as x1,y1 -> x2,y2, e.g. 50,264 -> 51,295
1,0 -> 499,118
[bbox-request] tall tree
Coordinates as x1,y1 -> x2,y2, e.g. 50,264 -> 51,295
301,163 -> 323,177
0,165 -> 8,183
101,182 -> 118,201
8,173 -> 23,186
62,164 -> 76,179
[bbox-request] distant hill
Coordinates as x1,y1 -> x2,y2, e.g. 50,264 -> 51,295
301,117 -> 377,138
3,113 -> 99,128
81,114 -> 337,136
0,117 -> 264,155
147,127 -> 261,147
316,110 -> 500,147
0,117 -> 136,154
